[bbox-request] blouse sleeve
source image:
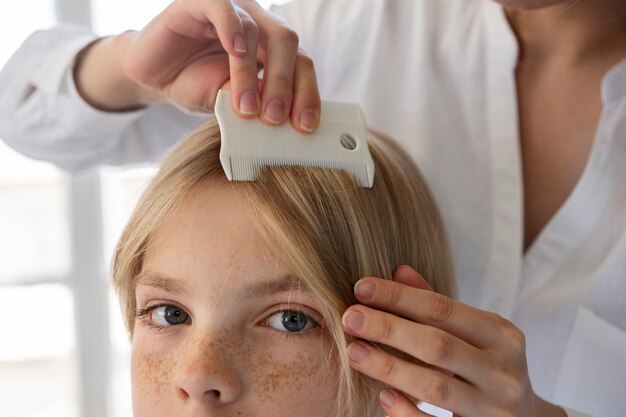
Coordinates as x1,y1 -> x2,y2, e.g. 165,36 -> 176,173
0,24 -> 207,171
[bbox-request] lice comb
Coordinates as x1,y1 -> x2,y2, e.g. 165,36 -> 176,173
215,90 -> 375,188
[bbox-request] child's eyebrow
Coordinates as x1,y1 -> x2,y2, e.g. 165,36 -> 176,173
135,271 -> 190,296
135,271 -> 311,300
240,275 -> 311,300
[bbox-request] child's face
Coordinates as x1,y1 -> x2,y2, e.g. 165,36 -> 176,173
131,182 -> 338,417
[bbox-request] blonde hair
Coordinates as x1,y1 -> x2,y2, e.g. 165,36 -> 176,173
113,120 -> 455,417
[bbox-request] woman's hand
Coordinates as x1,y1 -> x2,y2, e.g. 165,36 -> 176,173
75,0 -> 320,133
342,265 -> 567,417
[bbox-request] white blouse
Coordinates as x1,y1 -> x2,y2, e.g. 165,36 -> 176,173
0,1 -> 624,416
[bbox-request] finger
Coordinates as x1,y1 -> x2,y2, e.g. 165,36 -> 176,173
381,389 -> 435,417
201,0 -> 247,57
347,341 -> 496,416
228,10 -> 261,116
290,49 -> 320,133
393,265 -> 432,291
353,275 -> 513,349
251,13 -> 300,125
342,305 -> 490,383
162,54 -> 230,113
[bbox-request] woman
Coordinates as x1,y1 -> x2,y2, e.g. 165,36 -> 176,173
114,120 -> 454,416
0,0 -> 624,416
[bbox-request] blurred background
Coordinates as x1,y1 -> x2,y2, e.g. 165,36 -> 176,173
0,1 -> 284,416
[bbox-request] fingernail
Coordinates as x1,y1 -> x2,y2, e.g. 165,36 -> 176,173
343,310 -> 365,332
240,91 -> 259,115
264,99 -> 286,124
299,108 -> 317,132
354,280 -> 376,299
348,342 -> 370,364
380,390 -> 396,408
233,33 -> 247,54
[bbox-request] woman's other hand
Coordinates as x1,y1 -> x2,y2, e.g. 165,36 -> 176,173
342,265 -> 568,417
75,0 -> 320,133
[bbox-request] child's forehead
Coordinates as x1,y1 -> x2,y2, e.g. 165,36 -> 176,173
143,182 -> 301,295
153,183 -> 258,249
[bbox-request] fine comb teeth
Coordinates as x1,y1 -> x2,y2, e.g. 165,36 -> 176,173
215,90 -> 375,188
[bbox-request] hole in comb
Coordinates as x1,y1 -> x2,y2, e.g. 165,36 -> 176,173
340,134 -> 357,151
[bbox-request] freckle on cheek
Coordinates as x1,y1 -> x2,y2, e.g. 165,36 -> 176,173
133,348 -> 176,398
247,339 -> 335,414
133,330 -> 337,415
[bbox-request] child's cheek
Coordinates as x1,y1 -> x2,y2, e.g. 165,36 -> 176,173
128,331 -> 338,417
247,338 -> 338,415
131,345 -> 177,400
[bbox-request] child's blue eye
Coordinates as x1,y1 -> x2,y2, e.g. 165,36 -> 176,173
267,311 -> 316,333
150,305 -> 189,326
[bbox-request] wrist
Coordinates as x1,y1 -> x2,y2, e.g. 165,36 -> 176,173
73,32 -> 163,111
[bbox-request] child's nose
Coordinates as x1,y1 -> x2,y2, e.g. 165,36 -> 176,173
172,333 -> 244,405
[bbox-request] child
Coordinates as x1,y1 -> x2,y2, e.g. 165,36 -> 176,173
112,120 -> 455,417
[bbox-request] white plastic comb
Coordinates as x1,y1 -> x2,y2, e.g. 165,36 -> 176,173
215,90 -> 375,188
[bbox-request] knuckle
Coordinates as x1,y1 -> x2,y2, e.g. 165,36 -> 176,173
374,316 -> 394,341
273,25 -> 299,48
427,331 -> 455,364
424,374 -> 450,404
378,355 -> 398,380
491,349 -> 509,370
241,18 -> 259,37
487,311 -> 505,325
219,7 -> 242,25
296,51 -> 315,70
494,312 -> 511,328
501,321 -> 526,350
501,372 -> 526,404
427,294 -> 454,324
231,64 -> 259,81
385,285 -> 404,308
266,71 -> 294,93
